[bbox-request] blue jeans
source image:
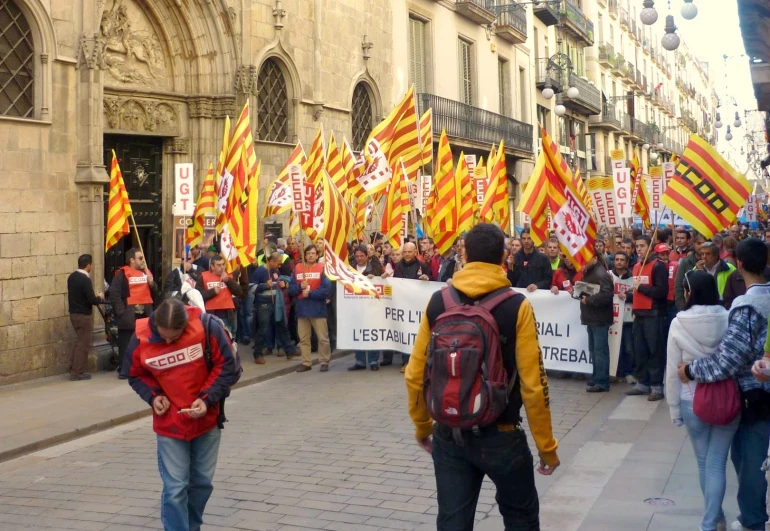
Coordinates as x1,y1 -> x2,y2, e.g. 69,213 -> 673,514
239,287 -> 254,341
157,428 -> 221,531
731,417 -> 770,530
354,350 -> 380,368
617,323 -> 634,377
681,400 -> 740,531
432,424 -> 539,530
253,301 -> 296,358
588,325 -> 610,390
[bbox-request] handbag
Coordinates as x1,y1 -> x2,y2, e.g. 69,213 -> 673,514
693,378 -> 741,425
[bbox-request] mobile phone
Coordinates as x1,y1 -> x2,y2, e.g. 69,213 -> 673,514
760,367 -> 770,377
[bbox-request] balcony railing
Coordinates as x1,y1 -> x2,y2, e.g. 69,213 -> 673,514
417,93 -> 533,153
625,61 -> 635,82
608,0 -> 618,18
563,74 -> 601,115
535,58 -> 559,88
598,43 -> 615,67
619,7 -> 629,28
589,102 -> 621,130
495,2 -> 527,44
532,0 -> 560,26
561,0 -> 594,46
631,117 -> 650,140
455,0 -> 497,25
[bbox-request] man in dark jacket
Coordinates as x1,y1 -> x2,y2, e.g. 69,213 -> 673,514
250,251 -> 297,364
394,242 -> 431,281
578,254 -> 615,393
507,229 -> 552,291
108,248 -> 158,379
627,235 -> 669,401
722,245 -> 770,308
67,254 -> 104,381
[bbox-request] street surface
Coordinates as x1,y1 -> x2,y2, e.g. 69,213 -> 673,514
0,354 -> 740,530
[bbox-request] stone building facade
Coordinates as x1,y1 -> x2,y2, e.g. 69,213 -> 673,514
0,0 -> 393,384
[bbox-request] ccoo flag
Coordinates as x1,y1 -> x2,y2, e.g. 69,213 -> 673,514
662,134 -> 752,238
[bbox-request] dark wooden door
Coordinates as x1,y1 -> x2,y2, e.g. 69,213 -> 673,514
103,135 -> 164,285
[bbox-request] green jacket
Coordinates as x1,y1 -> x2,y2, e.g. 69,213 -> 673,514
691,260 -> 736,300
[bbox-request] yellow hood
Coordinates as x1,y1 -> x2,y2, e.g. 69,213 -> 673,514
451,262 -> 511,298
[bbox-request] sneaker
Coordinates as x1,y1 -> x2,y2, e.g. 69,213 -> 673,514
730,521 -> 747,531
70,373 -> 92,381
647,392 -> 664,402
625,375 -> 637,385
347,364 -> 366,371
320,364 -> 329,372
370,364 -> 379,371
117,374 -> 127,380
295,365 -> 311,373
254,357 -> 266,365
626,387 -> 650,396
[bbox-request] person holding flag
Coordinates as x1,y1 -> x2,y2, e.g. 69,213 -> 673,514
196,255 -> 242,335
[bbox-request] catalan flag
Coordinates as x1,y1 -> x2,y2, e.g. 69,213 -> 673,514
322,240 -> 380,298
186,163 -> 216,247
630,151 -> 651,229
490,140 -> 510,233
366,85 -> 417,163
264,142 -> 306,218
541,127 -> 597,271
304,127 -> 326,187
455,153 -> 474,234
229,150 -> 260,262
339,137 -> 356,198
381,159 -> 411,249
225,101 -> 258,188
326,132 -> 347,193
429,129 -> 457,232
321,170 -> 354,261
479,146 -> 498,224
215,116 -> 231,232
388,88 -> 421,170
516,150 -> 549,246
419,109 -> 433,167
105,150 -> 133,252
662,134 -> 752,238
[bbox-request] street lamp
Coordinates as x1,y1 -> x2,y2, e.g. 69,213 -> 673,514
680,0 -> 698,20
555,94 -> 567,116
640,0 -> 658,25
542,82 -> 554,100
643,141 -> 651,151
725,125 -> 733,141
540,34 -> 579,101
715,112 -> 723,129
734,111 -> 742,128
661,15 -> 681,51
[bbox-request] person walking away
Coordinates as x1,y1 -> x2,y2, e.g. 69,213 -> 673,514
67,254 -> 104,381
405,223 -> 559,530
289,245 -> 331,373
251,252 -> 298,365
611,252 -> 636,384
678,238 -> 770,531
579,253 -> 615,393
665,270 -> 734,531
508,229 -> 552,292
109,247 -> 157,379
196,255 -> 242,335
125,298 -> 238,531
694,242 -> 736,302
627,236 -> 669,401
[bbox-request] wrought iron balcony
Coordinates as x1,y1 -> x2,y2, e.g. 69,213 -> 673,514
619,7 -> 629,28
494,2 -> 527,44
455,0 -> 497,25
608,0 -> 618,19
417,93 -> 533,153
589,102 -> 621,130
598,43 -> 615,67
563,75 -> 601,116
625,61 -> 635,83
631,117 -> 650,141
535,58 -> 559,89
619,111 -> 632,134
533,0 -> 560,26
560,0 -> 594,46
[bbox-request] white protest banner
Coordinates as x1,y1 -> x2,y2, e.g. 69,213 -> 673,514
173,163 -> 195,216
649,166 -> 664,211
586,176 -> 620,227
337,278 -> 598,374
745,195 -> 758,222
662,161 -> 675,195
464,154 -> 477,173
420,174 -> 432,214
610,153 -> 632,220
289,164 -> 309,213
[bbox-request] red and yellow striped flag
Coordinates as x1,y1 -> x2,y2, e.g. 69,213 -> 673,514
388,88 -> 421,169
630,152 -> 652,229
419,109 -> 433,167
105,150 -> 133,252
338,137 -> 357,198
427,130 -> 457,255
541,127 -> 597,270
662,135 -> 751,238
225,102 -> 257,185
322,240 -> 380,298
490,140 -> 510,233
264,142 -> 306,218
303,128 -> 326,187
214,116 -> 231,232
321,170 -> 354,262
326,132 -> 347,193
479,144 -> 499,224
381,159 -> 411,249
229,149 -> 260,262
366,85 -> 417,163
186,163 -> 216,246
455,153 -> 474,234
516,150 -> 550,246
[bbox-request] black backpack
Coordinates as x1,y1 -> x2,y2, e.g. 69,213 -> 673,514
201,313 -> 243,428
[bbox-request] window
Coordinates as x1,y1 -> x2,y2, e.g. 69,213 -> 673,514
537,105 -> 549,136
351,83 -> 373,152
519,67 -> 528,122
256,58 -> 289,142
409,17 -> 427,93
498,58 -> 510,117
458,38 -> 473,105
0,0 -> 34,118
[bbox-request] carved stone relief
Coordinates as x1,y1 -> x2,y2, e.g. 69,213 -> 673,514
164,137 -> 190,154
100,0 -> 169,89
103,96 -> 180,135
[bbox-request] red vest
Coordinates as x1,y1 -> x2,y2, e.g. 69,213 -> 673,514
551,269 -> 582,291
666,261 -> 678,302
122,266 -> 153,305
294,262 -> 324,298
632,259 -> 659,311
201,271 -> 235,311
133,307 -> 219,441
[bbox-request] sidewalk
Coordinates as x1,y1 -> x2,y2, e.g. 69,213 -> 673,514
0,345 -> 350,464
478,386 -> 739,531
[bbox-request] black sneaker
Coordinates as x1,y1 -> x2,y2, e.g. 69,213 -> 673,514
626,388 -> 650,396
586,385 -> 608,393
647,392 -> 664,402
347,364 -> 366,371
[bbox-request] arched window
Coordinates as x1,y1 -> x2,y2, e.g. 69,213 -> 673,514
0,0 -> 35,118
257,58 -> 289,142
351,83 -> 373,152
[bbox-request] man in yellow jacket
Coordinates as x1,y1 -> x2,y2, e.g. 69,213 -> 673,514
405,223 -> 559,530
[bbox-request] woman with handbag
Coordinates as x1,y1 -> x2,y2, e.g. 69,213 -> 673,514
666,270 -> 738,531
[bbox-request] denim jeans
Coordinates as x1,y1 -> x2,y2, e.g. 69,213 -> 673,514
354,351 -> 380,368
731,417 -> 770,530
253,301 -> 296,359
617,323 -> 634,377
157,428 -> 221,531
432,424 -> 539,530
680,400 -> 740,531
239,287 -> 254,342
632,315 -> 666,392
587,325 -> 610,390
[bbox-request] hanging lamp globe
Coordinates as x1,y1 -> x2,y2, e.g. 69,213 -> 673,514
567,85 -> 580,99
542,85 -> 555,100
643,142 -> 651,151
715,112 -> 723,129
733,111 -> 742,128
661,15 -> 681,51
640,0 -> 658,25
680,0 -> 698,20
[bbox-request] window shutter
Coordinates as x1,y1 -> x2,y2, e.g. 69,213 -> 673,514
409,18 -> 426,93
458,39 -> 473,105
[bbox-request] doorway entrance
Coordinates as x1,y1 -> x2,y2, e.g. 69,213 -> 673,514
103,135 -> 164,285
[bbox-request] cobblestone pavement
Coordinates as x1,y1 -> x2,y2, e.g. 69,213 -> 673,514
0,357 -> 604,530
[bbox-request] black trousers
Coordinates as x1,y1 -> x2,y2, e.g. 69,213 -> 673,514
632,315 -> 666,389
117,329 -> 133,377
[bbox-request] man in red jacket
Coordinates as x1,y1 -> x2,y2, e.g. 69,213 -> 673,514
126,298 -> 238,531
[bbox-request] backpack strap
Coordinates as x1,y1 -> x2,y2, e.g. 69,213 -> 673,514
201,313 -> 213,371
477,287 -> 515,312
440,285 -> 463,311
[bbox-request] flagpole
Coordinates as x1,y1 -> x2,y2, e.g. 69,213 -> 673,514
129,213 -> 145,260
640,206 -> 667,269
